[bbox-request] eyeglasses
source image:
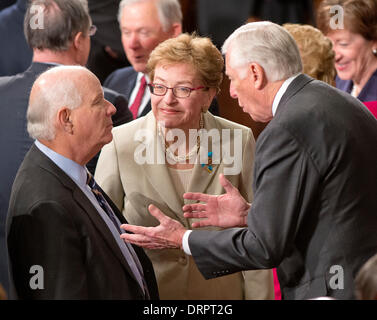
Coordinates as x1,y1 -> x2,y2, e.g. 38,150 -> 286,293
88,25 -> 97,37
148,83 -> 207,98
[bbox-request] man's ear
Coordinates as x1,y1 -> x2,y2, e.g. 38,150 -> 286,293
73,31 -> 84,50
170,23 -> 182,37
249,63 -> 267,90
57,107 -> 74,134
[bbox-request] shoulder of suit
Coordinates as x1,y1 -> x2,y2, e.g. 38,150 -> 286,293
105,66 -> 136,82
0,69 -> 32,92
103,86 -> 122,98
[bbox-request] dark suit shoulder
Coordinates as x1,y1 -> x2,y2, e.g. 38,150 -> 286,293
9,153 -> 76,216
102,86 -> 133,127
275,78 -> 371,130
263,77 -> 377,175
0,63 -> 50,93
103,66 -> 137,97
104,66 -> 136,86
0,70 -> 30,91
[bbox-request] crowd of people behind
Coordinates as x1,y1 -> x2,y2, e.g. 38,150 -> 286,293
0,0 -> 376,301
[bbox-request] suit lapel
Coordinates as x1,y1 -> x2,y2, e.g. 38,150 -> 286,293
139,101 -> 151,117
186,113 -> 221,202
125,70 -> 138,99
277,74 -> 314,114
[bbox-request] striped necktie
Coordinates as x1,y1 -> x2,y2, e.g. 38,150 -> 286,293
130,76 -> 146,119
87,172 -> 150,298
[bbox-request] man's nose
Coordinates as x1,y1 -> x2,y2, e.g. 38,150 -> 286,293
229,84 -> 237,99
127,33 -> 140,49
106,100 -> 116,116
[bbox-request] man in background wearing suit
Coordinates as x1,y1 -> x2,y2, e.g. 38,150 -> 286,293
104,0 -> 182,119
6,65 -> 158,299
86,0 -> 130,84
121,22 -> 377,299
0,0 -> 32,77
0,0 -> 132,297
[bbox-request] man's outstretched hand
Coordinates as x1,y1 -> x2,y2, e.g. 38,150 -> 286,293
183,174 -> 251,228
120,204 -> 187,250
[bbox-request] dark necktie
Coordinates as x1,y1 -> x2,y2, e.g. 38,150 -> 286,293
87,172 -> 150,298
87,172 -> 123,233
129,76 -> 146,119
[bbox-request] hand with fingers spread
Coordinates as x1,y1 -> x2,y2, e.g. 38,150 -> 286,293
120,204 -> 187,250
182,174 -> 251,229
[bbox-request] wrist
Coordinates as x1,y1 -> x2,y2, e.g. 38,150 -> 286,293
176,228 -> 187,250
241,203 -> 251,227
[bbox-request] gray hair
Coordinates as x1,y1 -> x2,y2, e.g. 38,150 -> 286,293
27,66 -> 85,141
24,0 -> 91,51
118,0 -> 182,32
222,21 -> 303,82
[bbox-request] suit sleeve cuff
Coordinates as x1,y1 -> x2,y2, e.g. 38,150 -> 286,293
182,230 -> 193,256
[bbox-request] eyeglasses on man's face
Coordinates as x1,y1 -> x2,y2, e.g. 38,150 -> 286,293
88,25 -> 97,37
148,83 -> 207,98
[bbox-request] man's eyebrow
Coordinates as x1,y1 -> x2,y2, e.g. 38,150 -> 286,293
92,93 -> 103,104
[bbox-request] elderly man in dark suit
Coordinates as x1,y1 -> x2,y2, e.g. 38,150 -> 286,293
120,22 -> 377,300
0,0 -> 132,297
6,65 -> 158,299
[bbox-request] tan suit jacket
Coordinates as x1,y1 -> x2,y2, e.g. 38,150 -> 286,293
95,111 -> 274,299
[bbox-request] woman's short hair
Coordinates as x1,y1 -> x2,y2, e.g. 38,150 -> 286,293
27,66 -> 84,141
24,0 -> 91,51
317,0 -> 377,41
118,0 -> 182,32
147,33 -> 224,93
222,21 -> 303,82
283,24 -> 336,85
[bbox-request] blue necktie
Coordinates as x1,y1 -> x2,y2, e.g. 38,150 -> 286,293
87,172 -> 149,298
87,173 -> 123,234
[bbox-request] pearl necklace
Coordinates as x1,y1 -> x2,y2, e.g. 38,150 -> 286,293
157,113 -> 204,163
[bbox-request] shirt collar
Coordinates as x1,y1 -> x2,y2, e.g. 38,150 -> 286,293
35,140 -> 88,187
272,73 -> 300,116
138,72 -> 150,84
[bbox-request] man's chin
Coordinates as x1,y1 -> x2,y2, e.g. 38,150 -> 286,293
131,61 -> 147,73
103,133 -> 114,145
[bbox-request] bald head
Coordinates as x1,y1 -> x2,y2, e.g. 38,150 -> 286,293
27,65 -> 116,165
27,66 -> 101,141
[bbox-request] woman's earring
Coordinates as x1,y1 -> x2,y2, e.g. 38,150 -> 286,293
373,48 -> 377,57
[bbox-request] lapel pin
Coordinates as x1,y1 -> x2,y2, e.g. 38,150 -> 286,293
201,152 -> 213,173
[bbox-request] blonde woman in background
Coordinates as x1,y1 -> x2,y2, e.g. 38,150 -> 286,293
283,23 -> 336,86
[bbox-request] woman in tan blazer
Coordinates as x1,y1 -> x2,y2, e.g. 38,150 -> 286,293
95,33 -> 273,299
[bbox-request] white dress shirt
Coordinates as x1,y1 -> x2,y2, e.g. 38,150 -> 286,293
129,72 -> 151,117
